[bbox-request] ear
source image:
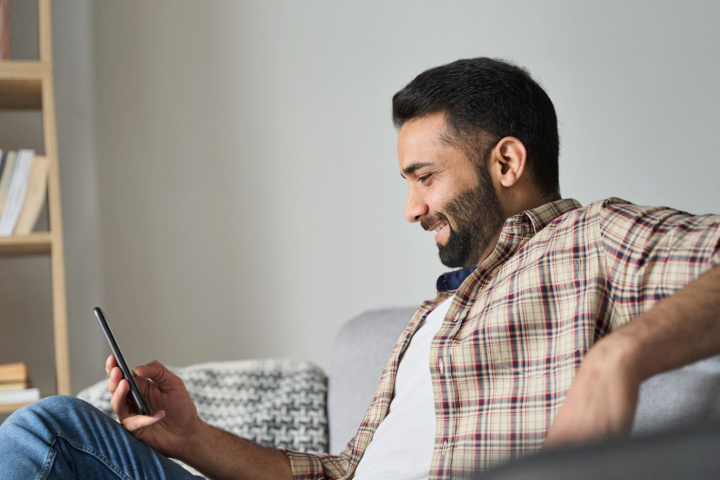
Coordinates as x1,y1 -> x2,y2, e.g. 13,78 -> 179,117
488,137 -> 527,188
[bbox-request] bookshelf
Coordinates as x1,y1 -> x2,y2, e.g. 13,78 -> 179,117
0,0 -> 69,412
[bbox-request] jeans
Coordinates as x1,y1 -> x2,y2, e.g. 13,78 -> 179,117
0,396 -> 203,479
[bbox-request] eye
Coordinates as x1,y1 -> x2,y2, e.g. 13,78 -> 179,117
418,173 -> 433,184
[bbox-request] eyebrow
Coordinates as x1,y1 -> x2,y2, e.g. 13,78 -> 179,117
400,162 -> 432,179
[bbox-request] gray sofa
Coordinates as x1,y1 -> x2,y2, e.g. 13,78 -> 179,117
80,306 -> 720,475
331,307 -> 720,473
332,306 -> 720,448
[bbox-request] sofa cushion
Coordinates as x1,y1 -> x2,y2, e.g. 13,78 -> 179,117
633,354 -> 720,435
327,306 -> 416,454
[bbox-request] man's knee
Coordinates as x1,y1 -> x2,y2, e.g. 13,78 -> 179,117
20,395 -> 95,417
4,396 -> 108,434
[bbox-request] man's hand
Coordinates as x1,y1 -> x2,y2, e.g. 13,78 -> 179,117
106,355 -> 293,480
543,336 -> 641,448
106,355 -> 203,460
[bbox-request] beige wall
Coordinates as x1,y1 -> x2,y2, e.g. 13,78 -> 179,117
2,0 -> 720,395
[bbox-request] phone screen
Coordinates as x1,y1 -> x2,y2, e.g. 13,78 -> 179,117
93,307 -> 149,415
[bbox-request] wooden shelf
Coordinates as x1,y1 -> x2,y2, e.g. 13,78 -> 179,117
0,0 -> 70,404
0,233 -> 52,255
0,61 -> 50,78
0,61 -> 49,110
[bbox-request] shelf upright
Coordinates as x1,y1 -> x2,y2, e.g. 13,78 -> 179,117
0,0 -> 70,408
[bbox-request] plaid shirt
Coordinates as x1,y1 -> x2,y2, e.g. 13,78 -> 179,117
283,198 -> 720,479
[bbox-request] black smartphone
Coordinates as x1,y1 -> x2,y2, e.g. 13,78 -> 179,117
93,307 -> 149,415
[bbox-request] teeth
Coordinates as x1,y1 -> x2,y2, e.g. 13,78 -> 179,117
434,222 -> 446,232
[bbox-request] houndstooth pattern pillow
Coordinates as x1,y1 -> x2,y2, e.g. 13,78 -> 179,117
77,359 -> 328,476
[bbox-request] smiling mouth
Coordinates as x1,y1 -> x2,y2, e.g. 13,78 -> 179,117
429,220 -> 447,233
427,220 -> 449,243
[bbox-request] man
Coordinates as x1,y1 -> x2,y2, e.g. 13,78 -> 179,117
1,57 -> 720,480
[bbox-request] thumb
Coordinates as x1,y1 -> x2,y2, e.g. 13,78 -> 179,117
133,360 -> 180,389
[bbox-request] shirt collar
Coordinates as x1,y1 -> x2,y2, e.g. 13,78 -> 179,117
435,198 -> 582,292
520,197 -> 581,234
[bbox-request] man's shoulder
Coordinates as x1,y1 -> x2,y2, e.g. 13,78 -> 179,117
541,197 -> 680,240
528,197 -> 634,226
570,198 -> 720,248
574,197 -> 640,217
559,197 -> 690,225
579,197 -> 719,218
586,197 -> 633,210
582,197 -> 720,223
528,197 -> 631,231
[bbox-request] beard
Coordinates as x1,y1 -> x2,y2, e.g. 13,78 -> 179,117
421,163 -> 505,268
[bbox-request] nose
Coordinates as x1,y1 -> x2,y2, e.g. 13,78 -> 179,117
404,186 -> 428,223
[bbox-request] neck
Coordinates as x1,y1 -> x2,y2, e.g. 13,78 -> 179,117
476,228 -> 503,266
477,192 -> 561,267
503,188 -> 560,221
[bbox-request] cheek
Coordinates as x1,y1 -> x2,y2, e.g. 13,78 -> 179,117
426,184 -> 454,211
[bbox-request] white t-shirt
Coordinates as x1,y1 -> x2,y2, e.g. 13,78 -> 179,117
353,295 -> 454,479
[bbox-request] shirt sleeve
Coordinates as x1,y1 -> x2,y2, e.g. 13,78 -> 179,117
597,199 -> 720,328
278,442 -> 353,480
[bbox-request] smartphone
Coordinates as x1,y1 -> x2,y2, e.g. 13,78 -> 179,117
93,307 -> 149,415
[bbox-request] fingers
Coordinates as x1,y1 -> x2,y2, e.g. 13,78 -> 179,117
105,356 -> 127,395
110,377 -> 134,418
106,365 -> 123,395
106,355 -> 149,394
105,354 -> 118,375
105,355 -> 153,394
111,379 -> 165,432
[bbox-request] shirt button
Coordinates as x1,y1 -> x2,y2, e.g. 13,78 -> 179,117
443,440 -> 448,451
439,359 -> 444,374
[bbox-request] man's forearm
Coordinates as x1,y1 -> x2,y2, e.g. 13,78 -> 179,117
179,420 -> 293,480
605,264 -> 720,382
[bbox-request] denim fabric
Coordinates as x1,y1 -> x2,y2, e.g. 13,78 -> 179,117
0,396 -> 202,480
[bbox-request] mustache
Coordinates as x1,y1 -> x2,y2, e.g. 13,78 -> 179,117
421,213 -> 450,232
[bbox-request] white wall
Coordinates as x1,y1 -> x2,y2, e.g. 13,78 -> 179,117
40,0 -> 720,392
53,0 -> 106,397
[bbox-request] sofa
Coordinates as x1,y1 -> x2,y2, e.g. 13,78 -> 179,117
79,306 -> 720,476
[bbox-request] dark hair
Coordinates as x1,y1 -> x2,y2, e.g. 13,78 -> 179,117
392,57 -> 560,196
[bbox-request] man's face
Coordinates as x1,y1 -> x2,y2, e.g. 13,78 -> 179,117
398,113 -> 505,268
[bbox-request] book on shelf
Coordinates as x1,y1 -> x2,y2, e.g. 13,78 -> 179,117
0,362 -> 29,382
0,388 -> 40,405
0,149 -> 34,235
0,362 -> 39,405
0,149 -> 47,236
14,154 -> 48,235
0,149 -> 16,216
0,380 -> 29,392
